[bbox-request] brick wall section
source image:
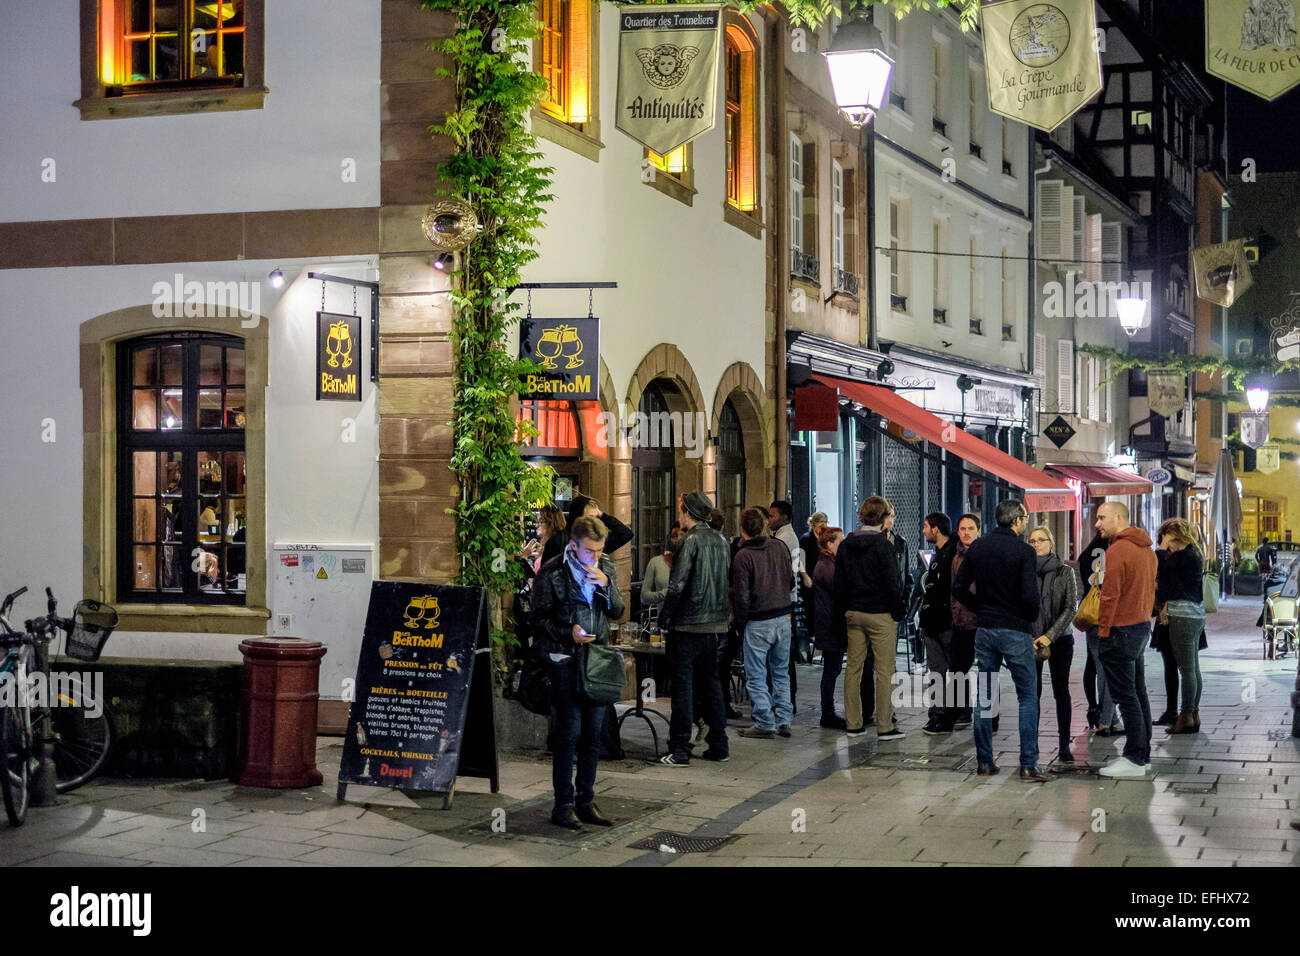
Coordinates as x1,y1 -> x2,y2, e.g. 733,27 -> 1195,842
378,0 -> 461,582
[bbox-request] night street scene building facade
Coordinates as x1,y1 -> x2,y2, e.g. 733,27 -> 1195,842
1,0 -> 1299,885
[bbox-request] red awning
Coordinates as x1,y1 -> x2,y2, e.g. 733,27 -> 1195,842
1045,464 -> 1153,497
811,374 -> 1076,512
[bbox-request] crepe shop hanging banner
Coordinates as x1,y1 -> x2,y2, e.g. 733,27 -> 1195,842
980,0 -> 1103,133
615,4 -> 722,157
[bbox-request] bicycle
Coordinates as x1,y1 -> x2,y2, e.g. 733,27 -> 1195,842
1,586 -> 117,826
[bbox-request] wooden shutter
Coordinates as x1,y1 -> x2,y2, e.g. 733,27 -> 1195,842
1101,221 -> 1122,282
1070,193 -> 1086,274
1036,179 -> 1066,261
1058,339 -> 1075,414
1086,213 -> 1103,283
1034,333 -> 1048,412
1104,360 -> 1113,423
1087,357 -> 1100,420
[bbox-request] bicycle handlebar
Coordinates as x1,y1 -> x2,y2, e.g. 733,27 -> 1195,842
2,586 -> 28,617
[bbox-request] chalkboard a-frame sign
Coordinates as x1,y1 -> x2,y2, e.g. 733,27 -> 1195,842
336,581 -> 498,809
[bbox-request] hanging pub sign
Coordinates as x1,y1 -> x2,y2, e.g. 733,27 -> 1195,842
615,3 -> 722,157
316,311 -> 362,402
1146,368 -> 1186,418
1256,443 -> 1281,474
1191,239 -> 1254,308
1270,294 -> 1300,361
1043,415 -> 1077,449
1205,0 -> 1300,102
1146,467 -> 1172,486
979,0 -> 1103,133
519,316 -> 599,401
1241,411 -> 1271,449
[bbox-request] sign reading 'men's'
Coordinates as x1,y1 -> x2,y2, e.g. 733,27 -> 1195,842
615,4 -> 722,157
316,311 -> 362,402
519,317 -> 599,400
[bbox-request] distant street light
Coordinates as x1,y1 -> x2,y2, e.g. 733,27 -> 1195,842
824,6 -> 894,127
1115,294 -> 1146,336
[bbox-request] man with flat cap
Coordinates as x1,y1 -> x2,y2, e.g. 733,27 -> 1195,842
658,491 -> 732,765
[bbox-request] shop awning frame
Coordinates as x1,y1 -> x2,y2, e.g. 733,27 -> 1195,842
810,374 -> 1075,512
1044,464 -> 1154,498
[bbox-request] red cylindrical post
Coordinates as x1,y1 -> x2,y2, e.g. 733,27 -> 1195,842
237,637 -> 327,788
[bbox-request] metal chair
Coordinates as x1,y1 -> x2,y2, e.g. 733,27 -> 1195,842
1264,595 -> 1299,660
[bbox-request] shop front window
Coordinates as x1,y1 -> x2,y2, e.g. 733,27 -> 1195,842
118,334 -> 246,604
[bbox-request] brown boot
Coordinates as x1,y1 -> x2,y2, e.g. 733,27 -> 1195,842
1166,712 -> 1193,735
1189,711 -> 1200,733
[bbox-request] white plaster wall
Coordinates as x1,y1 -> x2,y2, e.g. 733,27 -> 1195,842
519,9 -> 769,410
0,0 -> 380,221
0,256 -> 380,663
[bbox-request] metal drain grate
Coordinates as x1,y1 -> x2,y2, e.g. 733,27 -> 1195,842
851,752 -> 972,772
1171,781 -> 1217,794
628,831 -> 737,854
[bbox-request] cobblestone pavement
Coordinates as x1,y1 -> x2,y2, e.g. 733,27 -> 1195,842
3,597 -> 1297,867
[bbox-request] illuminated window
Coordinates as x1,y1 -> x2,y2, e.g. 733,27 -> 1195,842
99,0 -> 247,88
724,18 -> 759,212
648,144 -> 691,180
537,0 -> 593,125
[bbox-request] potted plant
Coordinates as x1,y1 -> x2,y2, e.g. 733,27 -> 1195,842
1235,556 -> 1262,596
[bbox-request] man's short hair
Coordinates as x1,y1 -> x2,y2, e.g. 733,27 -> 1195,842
740,507 -> 767,538
1099,500 -> 1129,522
859,495 -> 893,527
924,512 -> 951,537
995,498 -> 1028,528
707,509 -> 725,530
769,499 -> 793,520
570,516 -> 609,543
958,513 -> 982,532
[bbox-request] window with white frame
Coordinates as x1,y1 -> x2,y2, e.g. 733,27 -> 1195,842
884,12 -> 905,110
832,161 -> 845,273
968,65 -> 981,155
790,133 -> 804,254
932,219 -> 946,321
889,198 -> 908,309
932,37 -> 946,131
1000,244 -> 1015,341
969,233 -> 981,331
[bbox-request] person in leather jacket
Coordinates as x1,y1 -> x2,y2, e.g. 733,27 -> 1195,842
657,491 -> 731,765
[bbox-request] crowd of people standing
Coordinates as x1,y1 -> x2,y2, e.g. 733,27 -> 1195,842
527,487 -> 1210,829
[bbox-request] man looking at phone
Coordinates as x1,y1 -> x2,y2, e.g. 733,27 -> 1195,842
658,491 -> 731,765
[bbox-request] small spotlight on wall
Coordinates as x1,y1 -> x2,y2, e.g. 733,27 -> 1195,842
434,252 -> 452,271
268,268 -> 284,288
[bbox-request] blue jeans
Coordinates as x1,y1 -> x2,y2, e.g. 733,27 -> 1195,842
1098,622 -> 1153,765
973,626 -> 1039,769
743,617 -> 793,731
1086,629 -> 1118,727
548,655 -> 605,809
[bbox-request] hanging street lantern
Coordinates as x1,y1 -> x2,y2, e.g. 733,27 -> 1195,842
824,6 -> 894,128
1244,372 -> 1270,415
1115,294 -> 1147,336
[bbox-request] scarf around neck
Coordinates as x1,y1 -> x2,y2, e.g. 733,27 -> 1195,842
564,539 -> 597,606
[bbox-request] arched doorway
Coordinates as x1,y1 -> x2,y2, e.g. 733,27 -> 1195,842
716,398 -> 745,537
631,381 -> 678,580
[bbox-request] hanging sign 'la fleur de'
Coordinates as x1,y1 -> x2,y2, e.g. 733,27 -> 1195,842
615,4 -> 722,157
980,0 -> 1103,133
1205,0 -> 1300,101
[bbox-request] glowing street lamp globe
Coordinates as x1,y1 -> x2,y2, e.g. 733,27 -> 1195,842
824,11 -> 894,128
1115,295 -> 1146,336
1246,386 -> 1270,414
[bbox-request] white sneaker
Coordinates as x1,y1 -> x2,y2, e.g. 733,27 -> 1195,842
1099,757 -> 1149,778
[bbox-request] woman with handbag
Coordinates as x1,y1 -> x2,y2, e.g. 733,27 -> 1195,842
1155,518 -> 1206,734
1028,526 -> 1080,763
530,516 -> 625,830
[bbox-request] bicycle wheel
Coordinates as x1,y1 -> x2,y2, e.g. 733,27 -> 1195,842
51,675 -> 112,793
1,701 -> 31,827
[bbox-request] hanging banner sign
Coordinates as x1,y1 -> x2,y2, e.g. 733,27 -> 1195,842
1242,411 -> 1271,449
316,311 -> 362,402
1191,239 -> 1254,308
519,316 -> 600,400
979,0 -> 1103,133
615,3 -> 722,157
1256,443 -> 1281,474
1146,368 -> 1186,418
1205,0 -> 1300,102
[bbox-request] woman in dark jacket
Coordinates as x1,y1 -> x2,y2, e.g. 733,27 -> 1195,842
1156,518 -> 1206,734
530,516 -> 625,830
812,527 -> 846,729
948,514 -> 982,726
1028,526 -> 1080,763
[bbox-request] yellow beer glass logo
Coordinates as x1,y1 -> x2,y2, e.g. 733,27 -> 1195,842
326,320 -> 354,369
534,324 -> 584,370
402,595 -> 441,630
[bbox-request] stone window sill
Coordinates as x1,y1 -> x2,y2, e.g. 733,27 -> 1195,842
531,109 -> 604,162
723,202 -> 764,238
645,171 -> 695,206
74,86 -> 269,121
115,603 -> 271,635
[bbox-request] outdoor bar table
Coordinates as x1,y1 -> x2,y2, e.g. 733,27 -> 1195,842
614,637 -> 671,756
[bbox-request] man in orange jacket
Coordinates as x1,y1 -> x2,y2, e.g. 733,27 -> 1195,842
1094,501 -> 1158,778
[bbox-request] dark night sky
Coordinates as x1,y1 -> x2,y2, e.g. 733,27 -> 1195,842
1155,0 -> 1300,173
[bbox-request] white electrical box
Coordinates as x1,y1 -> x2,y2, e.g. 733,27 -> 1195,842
271,543 -> 375,699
